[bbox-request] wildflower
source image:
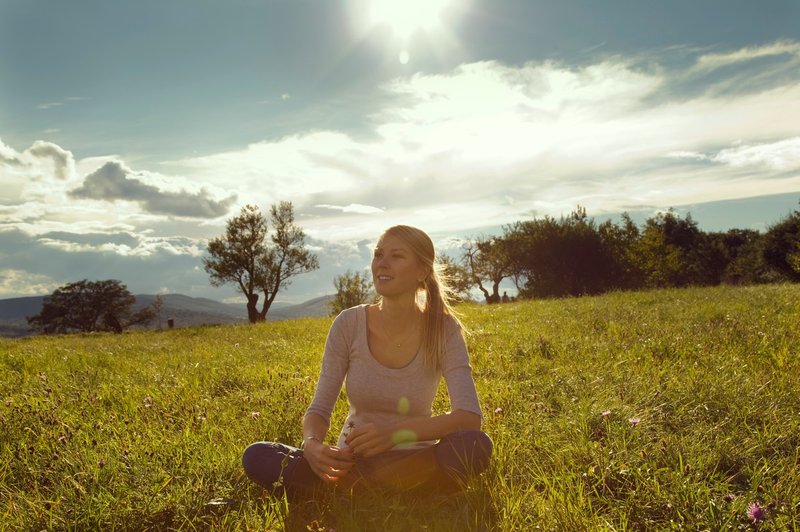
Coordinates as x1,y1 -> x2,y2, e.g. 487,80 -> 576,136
143,396 -> 153,408
494,407 -> 503,414
601,410 -> 611,417
58,435 -> 67,445
723,493 -> 736,502
197,415 -> 206,422
250,411 -> 260,419
628,417 -> 640,426
747,501 -> 765,522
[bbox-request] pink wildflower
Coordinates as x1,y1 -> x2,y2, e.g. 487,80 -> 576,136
601,410 -> 611,417
628,417 -> 640,426
494,407 -> 503,414
250,411 -> 260,419
747,501 -> 765,522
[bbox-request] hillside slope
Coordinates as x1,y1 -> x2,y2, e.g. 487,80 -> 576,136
0,293 -> 333,337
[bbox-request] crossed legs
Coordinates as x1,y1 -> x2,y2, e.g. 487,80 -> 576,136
242,430 -> 493,499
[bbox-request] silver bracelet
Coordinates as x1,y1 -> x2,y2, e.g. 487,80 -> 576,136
300,436 -> 321,449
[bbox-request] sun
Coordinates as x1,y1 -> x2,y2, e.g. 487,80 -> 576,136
367,0 -> 453,38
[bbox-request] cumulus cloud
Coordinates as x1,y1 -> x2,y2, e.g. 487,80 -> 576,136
70,161 -> 237,218
0,139 -> 76,183
27,140 -> 75,180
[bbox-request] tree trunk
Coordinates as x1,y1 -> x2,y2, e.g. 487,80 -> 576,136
246,293 -> 262,323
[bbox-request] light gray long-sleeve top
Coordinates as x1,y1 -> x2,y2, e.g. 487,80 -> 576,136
305,305 -> 483,449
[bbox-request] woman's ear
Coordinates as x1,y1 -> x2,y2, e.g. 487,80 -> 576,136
418,266 -> 431,284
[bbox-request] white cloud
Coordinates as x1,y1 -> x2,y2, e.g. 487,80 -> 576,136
712,137 -> 800,170
693,40 -> 800,72
153,47 -> 800,242
666,138 -> 800,171
0,269 -> 59,297
36,232 -> 205,258
315,203 -> 384,214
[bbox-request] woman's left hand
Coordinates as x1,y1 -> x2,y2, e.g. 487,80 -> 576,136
345,423 -> 394,457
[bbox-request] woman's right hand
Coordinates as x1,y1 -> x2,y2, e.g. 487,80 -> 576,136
302,439 -> 355,483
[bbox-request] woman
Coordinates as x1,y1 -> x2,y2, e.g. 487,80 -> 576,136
242,225 -> 492,499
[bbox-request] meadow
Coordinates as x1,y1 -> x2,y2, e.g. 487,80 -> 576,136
1,284 -> 799,531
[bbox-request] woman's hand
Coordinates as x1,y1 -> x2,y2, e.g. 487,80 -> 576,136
302,439 -> 355,483
345,423 -> 398,458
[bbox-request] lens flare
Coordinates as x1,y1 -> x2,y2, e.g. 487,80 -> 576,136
397,396 -> 410,415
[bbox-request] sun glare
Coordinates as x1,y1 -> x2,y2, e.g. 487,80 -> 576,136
368,0 -> 452,38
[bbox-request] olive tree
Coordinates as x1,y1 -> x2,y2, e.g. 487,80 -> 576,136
203,202 -> 319,323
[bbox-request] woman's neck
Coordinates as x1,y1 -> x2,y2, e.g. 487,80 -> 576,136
379,296 -> 420,323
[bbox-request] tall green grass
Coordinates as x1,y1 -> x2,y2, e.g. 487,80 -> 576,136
1,284 -> 798,530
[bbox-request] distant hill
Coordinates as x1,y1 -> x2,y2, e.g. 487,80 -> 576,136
265,295 -> 334,321
0,293 -> 334,338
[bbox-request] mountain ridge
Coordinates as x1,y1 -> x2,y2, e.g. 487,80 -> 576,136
0,293 -> 334,338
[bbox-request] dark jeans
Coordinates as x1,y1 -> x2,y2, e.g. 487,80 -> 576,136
242,430 -> 492,499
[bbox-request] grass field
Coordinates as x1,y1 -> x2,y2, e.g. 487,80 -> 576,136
1,284 -> 799,531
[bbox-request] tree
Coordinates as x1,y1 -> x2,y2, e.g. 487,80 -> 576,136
597,213 -> 644,290
707,229 -> 775,285
761,205 -> 800,281
634,210 -> 708,288
506,206 -> 616,298
203,202 -> 319,323
435,253 -> 474,303
462,236 -> 514,304
27,279 -> 155,334
329,270 -> 374,316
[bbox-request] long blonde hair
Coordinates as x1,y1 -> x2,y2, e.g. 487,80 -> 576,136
380,225 -> 464,371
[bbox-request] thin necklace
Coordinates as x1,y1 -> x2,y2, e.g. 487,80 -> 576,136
379,311 -> 418,349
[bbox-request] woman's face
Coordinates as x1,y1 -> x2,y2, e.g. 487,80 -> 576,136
371,233 -> 428,299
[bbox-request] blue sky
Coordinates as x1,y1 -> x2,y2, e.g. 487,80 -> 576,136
1,0 -> 800,303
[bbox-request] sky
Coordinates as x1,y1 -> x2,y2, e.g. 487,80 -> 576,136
2,0 -> 800,304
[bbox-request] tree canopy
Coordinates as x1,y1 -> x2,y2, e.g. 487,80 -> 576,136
329,270 -> 374,316
761,206 -> 800,281
455,201 -> 800,301
203,202 -> 319,323
27,279 -> 155,334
